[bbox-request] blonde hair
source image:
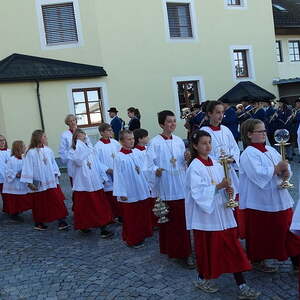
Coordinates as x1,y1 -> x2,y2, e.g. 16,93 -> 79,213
27,130 -> 44,153
119,129 -> 133,141
241,119 -> 264,147
64,114 -> 77,126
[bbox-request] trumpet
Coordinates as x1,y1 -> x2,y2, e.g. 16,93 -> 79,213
237,107 -> 255,119
181,107 -> 193,119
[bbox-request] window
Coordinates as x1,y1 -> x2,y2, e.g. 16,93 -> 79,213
42,2 -> 78,45
177,81 -> 200,112
288,41 -> 300,62
233,50 -> 249,78
225,0 -> 247,9
227,0 -> 241,5
276,41 -> 283,62
36,0 -> 83,49
166,3 -> 193,38
72,88 -> 104,127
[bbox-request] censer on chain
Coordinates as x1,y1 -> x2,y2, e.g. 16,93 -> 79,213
219,150 -> 238,208
152,197 -> 169,224
274,129 -> 293,189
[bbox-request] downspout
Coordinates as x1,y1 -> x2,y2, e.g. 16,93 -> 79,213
35,80 -> 45,131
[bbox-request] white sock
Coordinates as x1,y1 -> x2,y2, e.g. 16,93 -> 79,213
239,283 -> 246,290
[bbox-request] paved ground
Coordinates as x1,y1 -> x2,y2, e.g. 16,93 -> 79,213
0,162 -> 299,300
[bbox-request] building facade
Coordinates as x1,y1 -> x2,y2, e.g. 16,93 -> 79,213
0,0 -> 278,154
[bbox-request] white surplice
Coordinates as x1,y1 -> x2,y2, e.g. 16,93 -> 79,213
113,149 -> 151,203
239,145 -> 293,212
69,140 -> 108,192
94,139 -> 121,192
0,149 -> 11,184
146,135 -> 186,201
3,156 -> 29,195
201,125 -> 240,193
20,147 -> 60,192
58,130 -> 91,176
185,157 -> 237,231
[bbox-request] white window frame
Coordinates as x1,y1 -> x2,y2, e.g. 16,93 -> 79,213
162,0 -> 199,43
172,76 -> 206,119
35,0 -> 84,50
67,81 -> 110,131
288,40 -> 300,63
224,0 -> 248,10
230,45 -> 255,82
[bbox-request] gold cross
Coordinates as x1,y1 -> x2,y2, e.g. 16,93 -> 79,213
170,157 -> 177,167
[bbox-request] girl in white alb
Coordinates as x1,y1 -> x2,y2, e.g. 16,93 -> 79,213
0,134 -> 10,212
69,129 -> 113,237
2,140 -> 32,218
94,123 -> 121,220
113,130 -> 152,248
21,130 -> 68,231
185,130 -> 259,299
239,119 -> 300,273
58,114 -> 91,183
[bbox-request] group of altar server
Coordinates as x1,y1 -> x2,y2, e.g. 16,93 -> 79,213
0,101 -> 300,299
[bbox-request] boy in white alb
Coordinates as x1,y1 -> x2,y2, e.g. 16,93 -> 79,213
113,130 -> 152,248
185,130 -> 259,299
146,110 -> 193,268
94,123 -> 121,220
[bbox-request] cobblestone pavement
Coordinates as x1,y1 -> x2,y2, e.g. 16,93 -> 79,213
0,162 -> 300,300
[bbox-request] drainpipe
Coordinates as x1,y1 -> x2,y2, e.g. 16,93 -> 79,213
35,80 -> 45,131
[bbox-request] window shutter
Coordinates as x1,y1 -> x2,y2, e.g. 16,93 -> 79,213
166,3 -> 193,38
42,3 -> 78,45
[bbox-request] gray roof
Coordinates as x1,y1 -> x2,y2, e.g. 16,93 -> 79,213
0,53 -> 107,82
273,78 -> 300,85
272,0 -> 300,28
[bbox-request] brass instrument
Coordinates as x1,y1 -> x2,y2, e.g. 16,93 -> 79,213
237,107 -> 255,119
269,111 -> 278,123
219,150 -> 239,208
181,107 -> 193,120
284,108 -> 298,125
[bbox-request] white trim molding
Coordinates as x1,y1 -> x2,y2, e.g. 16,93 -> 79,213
171,76 -> 206,119
224,0 -> 248,10
230,45 -> 256,82
66,81 -> 110,126
162,0 -> 199,43
35,0 -> 84,50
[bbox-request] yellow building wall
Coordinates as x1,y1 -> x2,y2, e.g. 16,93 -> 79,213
0,0 -> 279,155
276,35 -> 300,79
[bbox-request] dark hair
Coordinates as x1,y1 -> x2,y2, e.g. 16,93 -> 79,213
133,128 -> 148,146
11,140 -> 25,158
157,110 -> 175,125
71,128 -> 86,150
189,130 -> 211,164
27,130 -> 44,153
119,129 -> 133,141
241,119 -> 264,147
206,101 -> 223,114
0,135 -> 8,149
98,123 -> 111,133
128,107 -> 141,120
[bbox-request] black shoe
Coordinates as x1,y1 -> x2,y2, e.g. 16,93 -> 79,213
34,223 -> 48,231
100,229 -> 114,239
58,221 -> 70,231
